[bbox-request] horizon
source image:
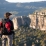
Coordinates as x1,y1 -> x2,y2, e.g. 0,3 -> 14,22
6,0 -> 46,3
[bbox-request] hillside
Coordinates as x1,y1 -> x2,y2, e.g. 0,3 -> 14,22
0,0 -> 46,18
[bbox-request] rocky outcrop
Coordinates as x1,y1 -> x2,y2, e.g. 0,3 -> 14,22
29,10 -> 46,31
12,16 -> 31,30
12,9 -> 46,32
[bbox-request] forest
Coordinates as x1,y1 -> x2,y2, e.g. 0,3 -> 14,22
13,26 -> 46,46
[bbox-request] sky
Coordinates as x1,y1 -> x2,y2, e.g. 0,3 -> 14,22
6,0 -> 45,3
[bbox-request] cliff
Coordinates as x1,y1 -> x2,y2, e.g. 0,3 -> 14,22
12,9 -> 46,32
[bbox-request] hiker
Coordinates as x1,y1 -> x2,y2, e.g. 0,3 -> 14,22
0,12 -> 14,46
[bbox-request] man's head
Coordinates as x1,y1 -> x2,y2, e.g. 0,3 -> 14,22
4,12 -> 12,19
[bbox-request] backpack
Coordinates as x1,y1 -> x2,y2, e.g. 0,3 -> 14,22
5,21 -> 11,32
0,19 -> 3,34
2,19 -> 12,34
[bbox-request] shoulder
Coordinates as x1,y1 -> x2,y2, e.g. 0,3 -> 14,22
9,19 -> 12,22
9,19 -> 13,24
2,19 -> 7,23
2,19 -> 6,21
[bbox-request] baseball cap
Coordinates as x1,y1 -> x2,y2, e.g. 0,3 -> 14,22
5,12 -> 12,16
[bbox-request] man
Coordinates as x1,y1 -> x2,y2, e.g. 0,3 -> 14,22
0,12 -> 14,46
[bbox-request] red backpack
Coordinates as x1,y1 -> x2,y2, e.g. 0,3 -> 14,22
0,21 -> 2,34
0,19 -> 14,35
2,19 -> 12,34
5,22 -> 11,32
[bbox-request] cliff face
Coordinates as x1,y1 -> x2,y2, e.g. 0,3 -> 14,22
12,16 -> 31,30
12,9 -> 46,32
29,9 -> 46,31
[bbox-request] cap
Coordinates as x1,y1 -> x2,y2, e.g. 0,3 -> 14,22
5,12 -> 12,16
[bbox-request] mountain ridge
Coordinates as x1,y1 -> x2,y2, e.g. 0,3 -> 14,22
0,0 -> 46,18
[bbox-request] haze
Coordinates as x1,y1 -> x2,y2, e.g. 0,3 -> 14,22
6,0 -> 45,3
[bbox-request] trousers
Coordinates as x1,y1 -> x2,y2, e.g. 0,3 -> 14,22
2,34 -> 13,46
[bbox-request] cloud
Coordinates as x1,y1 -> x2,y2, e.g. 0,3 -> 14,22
24,6 -> 37,9
10,11 -> 19,18
25,6 -> 31,9
16,3 -> 22,7
6,0 -> 45,3
10,11 -> 19,15
10,15 -> 15,18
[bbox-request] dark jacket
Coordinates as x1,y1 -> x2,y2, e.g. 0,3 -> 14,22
0,18 -> 14,35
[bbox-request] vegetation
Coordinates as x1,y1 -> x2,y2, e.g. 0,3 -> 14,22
13,26 -> 46,46
0,26 -> 46,46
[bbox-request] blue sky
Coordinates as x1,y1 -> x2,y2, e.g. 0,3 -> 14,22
6,0 -> 45,3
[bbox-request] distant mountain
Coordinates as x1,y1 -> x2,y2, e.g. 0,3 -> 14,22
0,0 -> 8,4
0,0 -> 46,18
0,0 -> 5,3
